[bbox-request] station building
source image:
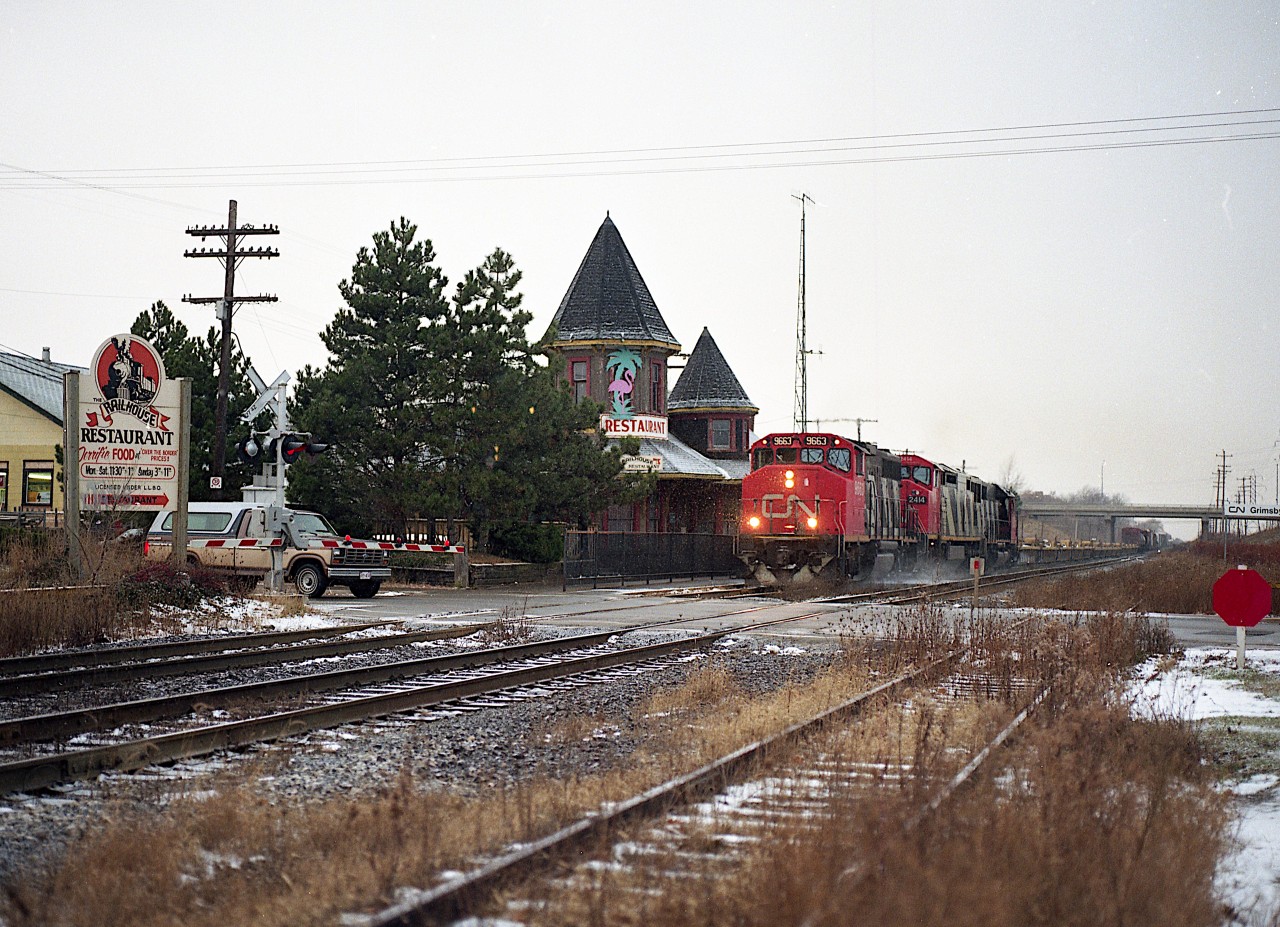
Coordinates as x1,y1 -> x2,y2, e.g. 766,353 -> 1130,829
0,348 -> 81,518
542,215 -> 756,534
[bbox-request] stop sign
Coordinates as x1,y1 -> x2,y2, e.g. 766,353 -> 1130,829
1213,567 -> 1273,628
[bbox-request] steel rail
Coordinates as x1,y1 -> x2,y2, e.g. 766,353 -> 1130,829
0,611 -> 823,795
0,587 -> 771,697
0,621 -> 394,676
362,613 -> 1049,925
0,625 -> 487,698
0,627 -> 639,748
820,558 -> 1134,607
0,601 -> 802,748
363,652 -> 954,927
904,684 -> 1052,830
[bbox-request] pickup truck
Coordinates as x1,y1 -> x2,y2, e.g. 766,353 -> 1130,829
145,502 -> 390,598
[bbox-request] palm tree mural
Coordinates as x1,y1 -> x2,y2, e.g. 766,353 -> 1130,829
605,347 -> 643,419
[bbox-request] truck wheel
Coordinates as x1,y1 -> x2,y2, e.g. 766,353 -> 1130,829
349,580 -> 381,599
293,563 -> 327,598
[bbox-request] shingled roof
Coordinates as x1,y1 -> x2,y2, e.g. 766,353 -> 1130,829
0,350 -> 81,424
543,215 -> 680,349
667,328 -> 757,412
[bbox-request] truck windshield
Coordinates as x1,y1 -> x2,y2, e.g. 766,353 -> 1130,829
160,511 -> 232,533
292,513 -> 338,536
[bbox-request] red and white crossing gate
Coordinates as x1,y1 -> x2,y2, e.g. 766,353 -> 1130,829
188,537 -> 285,549
310,538 -> 466,554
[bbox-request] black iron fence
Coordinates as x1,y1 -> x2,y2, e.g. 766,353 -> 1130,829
563,530 -> 742,589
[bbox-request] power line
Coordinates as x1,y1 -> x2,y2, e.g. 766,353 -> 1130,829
5,106 -> 1277,176
0,286 -> 150,300
7,116 -> 1278,183
2,113 -> 1277,191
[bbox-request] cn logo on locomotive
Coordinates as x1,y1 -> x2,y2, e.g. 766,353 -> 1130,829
761,493 -> 818,522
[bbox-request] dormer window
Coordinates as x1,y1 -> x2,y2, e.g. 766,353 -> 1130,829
710,419 -> 731,450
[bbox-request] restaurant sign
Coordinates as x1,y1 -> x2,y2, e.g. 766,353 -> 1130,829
600,413 -> 668,439
77,334 -> 184,511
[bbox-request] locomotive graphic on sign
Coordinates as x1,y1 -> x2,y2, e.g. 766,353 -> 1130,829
97,335 -> 162,404
77,334 -> 183,511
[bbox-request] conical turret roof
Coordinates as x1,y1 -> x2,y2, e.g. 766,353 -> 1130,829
543,215 -> 680,349
668,328 -> 757,412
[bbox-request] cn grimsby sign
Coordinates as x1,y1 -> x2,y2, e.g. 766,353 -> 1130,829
77,335 -> 183,511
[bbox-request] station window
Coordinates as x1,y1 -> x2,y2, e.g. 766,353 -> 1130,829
569,357 -> 589,403
0,464 -> 7,510
710,419 -> 731,449
23,461 -> 53,507
649,362 -> 665,413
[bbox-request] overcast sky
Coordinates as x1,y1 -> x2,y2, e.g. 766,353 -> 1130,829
2,2 -> 1277,537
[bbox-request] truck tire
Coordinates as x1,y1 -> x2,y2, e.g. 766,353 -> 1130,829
293,562 -> 328,598
349,579 -> 381,599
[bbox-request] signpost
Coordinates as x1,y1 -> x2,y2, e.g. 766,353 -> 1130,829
970,556 -> 985,614
1213,565 -> 1272,669
65,334 -> 191,573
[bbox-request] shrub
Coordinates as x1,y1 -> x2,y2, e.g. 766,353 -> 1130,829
118,559 -> 229,610
488,522 -> 564,564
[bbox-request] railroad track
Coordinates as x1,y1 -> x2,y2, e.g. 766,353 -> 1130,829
820,557 -> 1135,606
357,641 -> 1050,926
0,605 -> 828,796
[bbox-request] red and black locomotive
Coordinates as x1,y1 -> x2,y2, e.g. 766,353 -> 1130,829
740,432 -> 1019,582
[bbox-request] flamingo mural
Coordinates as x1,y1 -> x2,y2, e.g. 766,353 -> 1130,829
605,348 -> 642,419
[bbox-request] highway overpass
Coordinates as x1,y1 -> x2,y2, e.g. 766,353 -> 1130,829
1019,501 -> 1279,541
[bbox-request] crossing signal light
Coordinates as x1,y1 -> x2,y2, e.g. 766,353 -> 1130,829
279,433 -> 330,464
280,434 -> 309,463
236,436 -> 263,465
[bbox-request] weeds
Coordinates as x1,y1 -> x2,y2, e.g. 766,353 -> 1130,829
1012,545 -> 1279,615
0,610 -> 1222,926
476,602 -> 533,645
0,533 -> 234,656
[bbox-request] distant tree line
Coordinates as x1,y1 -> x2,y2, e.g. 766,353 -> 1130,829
131,218 -> 649,554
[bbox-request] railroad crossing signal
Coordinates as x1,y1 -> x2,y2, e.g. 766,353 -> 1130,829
1213,566 -> 1272,628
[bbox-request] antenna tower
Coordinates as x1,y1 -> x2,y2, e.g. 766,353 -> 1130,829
792,193 -> 814,432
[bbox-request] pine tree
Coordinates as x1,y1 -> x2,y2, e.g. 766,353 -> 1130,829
290,222 -> 646,545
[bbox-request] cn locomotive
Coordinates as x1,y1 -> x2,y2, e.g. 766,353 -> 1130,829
739,432 -> 1019,582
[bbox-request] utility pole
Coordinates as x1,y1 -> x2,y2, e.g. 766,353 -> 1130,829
1214,449 -> 1232,536
183,201 -> 279,498
792,193 -> 814,433
813,417 -> 877,442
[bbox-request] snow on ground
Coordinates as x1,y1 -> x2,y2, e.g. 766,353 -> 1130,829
1129,646 -> 1280,925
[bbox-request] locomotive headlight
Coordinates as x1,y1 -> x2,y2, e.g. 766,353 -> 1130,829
784,470 -> 794,480
748,515 -> 761,529
807,516 -> 818,529
785,478 -> 794,488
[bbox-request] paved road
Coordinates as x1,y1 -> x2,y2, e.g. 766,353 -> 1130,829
308,582 -> 1280,652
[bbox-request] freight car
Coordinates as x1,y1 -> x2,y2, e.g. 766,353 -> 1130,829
740,432 -> 1018,583
1119,526 -> 1167,551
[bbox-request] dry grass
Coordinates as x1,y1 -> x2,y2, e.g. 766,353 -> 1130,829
501,615 -> 1220,927
0,532 -> 151,655
0,531 -> 239,656
1011,546 -> 1280,615
0,611 -> 1209,927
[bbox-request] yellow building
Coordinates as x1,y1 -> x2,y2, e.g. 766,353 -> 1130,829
0,348 -> 82,516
